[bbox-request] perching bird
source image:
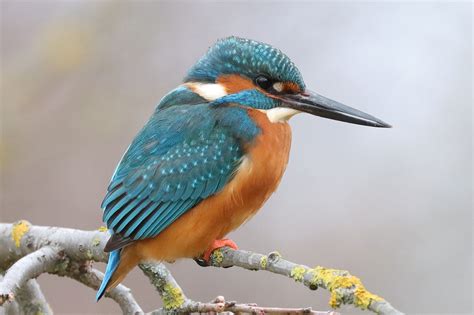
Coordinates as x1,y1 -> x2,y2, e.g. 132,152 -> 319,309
96,36 -> 390,300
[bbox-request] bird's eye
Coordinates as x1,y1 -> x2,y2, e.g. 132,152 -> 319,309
255,75 -> 273,90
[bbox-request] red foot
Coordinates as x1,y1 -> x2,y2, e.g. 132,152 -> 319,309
202,238 -> 238,262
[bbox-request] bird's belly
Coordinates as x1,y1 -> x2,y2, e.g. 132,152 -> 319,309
135,110 -> 292,261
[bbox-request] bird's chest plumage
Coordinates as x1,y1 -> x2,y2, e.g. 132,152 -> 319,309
178,108 -> 292,250
221,108 -> 292,230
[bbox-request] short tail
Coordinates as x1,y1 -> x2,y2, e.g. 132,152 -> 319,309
96,249 -> 121,301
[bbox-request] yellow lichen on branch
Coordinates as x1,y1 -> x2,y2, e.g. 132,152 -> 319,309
11,220 -> 30,248
162,283 -> 185,310
290,265 -> 307,282
91,237 -> 101,247
309,266 -> 382,309
211,249 -> 224,265
260,255 -> 268,269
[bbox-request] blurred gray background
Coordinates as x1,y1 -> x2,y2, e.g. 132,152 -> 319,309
1,1 -> 472,314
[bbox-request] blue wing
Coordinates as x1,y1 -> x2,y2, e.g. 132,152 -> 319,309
101,103 -> 248,251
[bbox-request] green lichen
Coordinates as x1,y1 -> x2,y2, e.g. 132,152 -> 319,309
309,266 -> 383,309
11,220 -> 30,247
52,257 -> 69,274
85,249 -> 93,259
260,256 -> 268,269
162,283 -> 185,309
92,237 -> 101,247
290,265 -> 307,282
211,249 -> 224,265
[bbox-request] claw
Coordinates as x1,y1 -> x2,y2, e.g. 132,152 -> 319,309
193,257 -> 209,267
194,239 -> 238,267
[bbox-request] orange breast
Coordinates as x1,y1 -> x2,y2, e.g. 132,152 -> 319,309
132,108 -> 292,261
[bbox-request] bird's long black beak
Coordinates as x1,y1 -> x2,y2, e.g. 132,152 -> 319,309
279,90 -> 391,128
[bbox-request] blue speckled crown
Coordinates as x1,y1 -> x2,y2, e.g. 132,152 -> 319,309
185,36 -> 305,90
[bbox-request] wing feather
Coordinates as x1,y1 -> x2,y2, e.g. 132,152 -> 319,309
101,104 -> 245,252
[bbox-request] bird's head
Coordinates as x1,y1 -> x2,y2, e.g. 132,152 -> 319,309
184,36 -> 390,127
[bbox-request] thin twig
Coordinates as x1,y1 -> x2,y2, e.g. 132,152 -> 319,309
148,295 -> 339,314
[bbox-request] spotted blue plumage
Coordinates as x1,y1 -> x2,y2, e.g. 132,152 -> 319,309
101,100 -> 260,251
186,36 -> 305,90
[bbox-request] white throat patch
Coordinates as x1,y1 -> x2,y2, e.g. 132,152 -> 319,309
261,107 -> 301,123
186,83 -> 227,101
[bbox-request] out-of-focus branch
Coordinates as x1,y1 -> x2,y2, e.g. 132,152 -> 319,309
0,221 -> 403,315
0,221 -> 141,314
0,246 -> 61,304
13,279 -> 52,315
0,221 -> 108,265
61,260 -> 143,314
0,275 -> 19,315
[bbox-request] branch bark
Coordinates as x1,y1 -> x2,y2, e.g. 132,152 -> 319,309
0,246 -> 61,304
14,279 -> 52,315
0,221 -> 403,315
62,260 -> 143,314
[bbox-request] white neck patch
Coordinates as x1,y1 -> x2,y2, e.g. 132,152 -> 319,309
186,82 -> 227,101
261,107 -> 301,123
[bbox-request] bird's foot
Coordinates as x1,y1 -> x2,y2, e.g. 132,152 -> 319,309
194,238 -> 238,267
203,238 -> 238,261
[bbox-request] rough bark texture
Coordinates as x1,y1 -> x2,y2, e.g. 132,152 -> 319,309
0,221 -> 403,314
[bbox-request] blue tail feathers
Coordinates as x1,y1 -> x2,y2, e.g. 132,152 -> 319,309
96,249 -> 121,301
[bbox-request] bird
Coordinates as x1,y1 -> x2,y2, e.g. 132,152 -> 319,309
96,36 -> 390,301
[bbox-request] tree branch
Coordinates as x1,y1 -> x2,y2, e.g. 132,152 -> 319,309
0,275 -> 19,315
61,260 -> 144,314
0,246 -> 61,304
0,221 -> 403,314
14,279 -> 52,315
208,248 -> 402,315
139,262 -> 335,314
0,221 -> 142,314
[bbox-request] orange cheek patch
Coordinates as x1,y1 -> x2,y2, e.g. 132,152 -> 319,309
283,82 -> 302,94
217,74 -> 256,94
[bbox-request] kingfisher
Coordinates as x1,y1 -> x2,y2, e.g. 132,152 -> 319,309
96,36 -> 390,300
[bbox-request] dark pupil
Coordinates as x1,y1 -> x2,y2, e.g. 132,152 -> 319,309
255,76 -> 272,90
